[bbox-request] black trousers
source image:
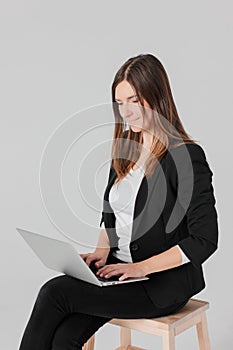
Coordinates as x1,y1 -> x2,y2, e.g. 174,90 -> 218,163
19,255 -> 189,350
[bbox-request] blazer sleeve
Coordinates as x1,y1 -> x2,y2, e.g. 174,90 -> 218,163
172,143 -> 219,268
99,211 -> 104,228
99,163 -> 114,228
100,221 -> 105,228
176,245 -> 190,264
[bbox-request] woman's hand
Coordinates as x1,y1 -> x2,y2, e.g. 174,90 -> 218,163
80,247 -> 110,268
96,262 -> 147,281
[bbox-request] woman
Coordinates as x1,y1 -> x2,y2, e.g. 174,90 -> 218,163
19,54 -> 218,350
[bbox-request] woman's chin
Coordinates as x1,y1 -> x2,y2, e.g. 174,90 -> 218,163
130,125 -> 142,132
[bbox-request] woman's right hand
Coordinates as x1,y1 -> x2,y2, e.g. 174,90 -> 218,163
80,247 -> 110,268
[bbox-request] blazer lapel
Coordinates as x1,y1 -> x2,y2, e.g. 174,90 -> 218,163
105,156 -> 167,243
131,159 -> 166,242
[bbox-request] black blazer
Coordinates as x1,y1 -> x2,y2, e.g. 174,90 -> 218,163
100,131 -> 219,308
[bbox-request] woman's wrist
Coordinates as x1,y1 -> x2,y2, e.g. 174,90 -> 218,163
95,246 -> 110,254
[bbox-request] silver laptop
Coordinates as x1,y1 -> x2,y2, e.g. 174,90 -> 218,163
16,227 -> 149,287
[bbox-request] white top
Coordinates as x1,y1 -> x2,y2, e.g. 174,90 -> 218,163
101,165 -> 190,264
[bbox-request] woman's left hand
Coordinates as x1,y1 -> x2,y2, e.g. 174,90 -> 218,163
96,262 -> 147,281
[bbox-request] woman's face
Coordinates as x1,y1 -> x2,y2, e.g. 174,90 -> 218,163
115,80 -> 151,132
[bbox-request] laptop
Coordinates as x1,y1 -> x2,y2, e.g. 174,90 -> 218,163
16,227 -> 149,287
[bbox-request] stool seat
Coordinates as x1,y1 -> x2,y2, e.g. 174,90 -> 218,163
83,298 -> 211,350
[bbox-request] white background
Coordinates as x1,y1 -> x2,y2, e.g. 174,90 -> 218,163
0,1 -> 232,349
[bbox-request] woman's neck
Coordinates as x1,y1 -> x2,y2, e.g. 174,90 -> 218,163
142,131 -> 153,151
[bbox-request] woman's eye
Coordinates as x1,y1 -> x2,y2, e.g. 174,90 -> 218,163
117,100 -> 139,105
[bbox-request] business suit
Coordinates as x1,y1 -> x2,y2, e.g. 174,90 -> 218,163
100,131 -> 219,308
19,133 -> 218,350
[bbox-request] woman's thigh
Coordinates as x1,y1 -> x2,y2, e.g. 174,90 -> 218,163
40,273 -> 189,319
39,274 -> 157,319
48,276 -> 189,349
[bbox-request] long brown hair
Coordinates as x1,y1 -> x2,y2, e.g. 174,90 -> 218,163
111,54 -> 197,184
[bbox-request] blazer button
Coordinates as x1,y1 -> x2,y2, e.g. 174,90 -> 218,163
131,243 -> 139,251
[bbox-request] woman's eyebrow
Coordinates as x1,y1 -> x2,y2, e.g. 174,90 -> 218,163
115,95 -> 137,101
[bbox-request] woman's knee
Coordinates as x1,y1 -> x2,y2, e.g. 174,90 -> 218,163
38,275 -> 68,301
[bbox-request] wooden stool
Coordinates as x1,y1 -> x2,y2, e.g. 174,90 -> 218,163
83,298 -> 211,350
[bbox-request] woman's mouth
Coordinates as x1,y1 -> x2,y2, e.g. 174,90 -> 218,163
128,117 -> 140,123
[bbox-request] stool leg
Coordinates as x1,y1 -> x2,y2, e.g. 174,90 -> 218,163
196,312 -> 211,350
162,329 -> 175,350
120,326 -> 131,347
83,333 -> 95,350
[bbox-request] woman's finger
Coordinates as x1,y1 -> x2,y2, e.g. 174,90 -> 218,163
96,265 -> 116,274
95,259 -> 104,267
98,267 -> 126,277
118,273 -> 129,281
80,253 -> 90,259
97,263 -> 123,274
85,256 -> 97,266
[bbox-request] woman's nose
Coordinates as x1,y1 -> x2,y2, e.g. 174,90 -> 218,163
120,103 -> 133,119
